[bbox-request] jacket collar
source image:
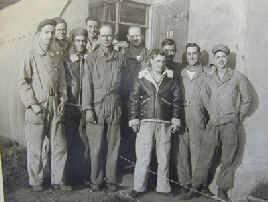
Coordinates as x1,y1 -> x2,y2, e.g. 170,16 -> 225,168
138,67 -> 173,90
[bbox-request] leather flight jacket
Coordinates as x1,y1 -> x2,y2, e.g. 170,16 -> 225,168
128,68 -> 182,122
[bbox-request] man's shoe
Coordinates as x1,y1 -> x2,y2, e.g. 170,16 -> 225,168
177,190 -> 201,200
201,187 -> 214,197
106,184 -> 118,192
90,184 -> 101,192
32,185 -> 44,192
218,189 -> 229,202
124,190 -> 143,198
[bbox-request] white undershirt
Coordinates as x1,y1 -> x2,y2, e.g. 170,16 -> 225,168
186,70 -> 197,80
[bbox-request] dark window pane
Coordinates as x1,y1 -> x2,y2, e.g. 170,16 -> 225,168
120,2 -> 148,25
89,2 -> 116,22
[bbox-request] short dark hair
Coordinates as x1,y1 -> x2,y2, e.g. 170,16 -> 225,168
186,43 -> 201,52
53,17 -> 67,27
85,16 -> 100,25
161,38 -> 176,50
149,48 -> 166,59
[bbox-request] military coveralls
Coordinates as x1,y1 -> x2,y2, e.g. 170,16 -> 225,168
180,65 -> 209,174
82,46 -> 124,186
193,68 -> 252,190
18,41 -> 68,186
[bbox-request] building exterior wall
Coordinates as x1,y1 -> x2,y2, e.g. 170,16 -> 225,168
188,0 -> 268,199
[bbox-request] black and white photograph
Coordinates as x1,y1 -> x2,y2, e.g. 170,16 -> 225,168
0,0 -> 267,201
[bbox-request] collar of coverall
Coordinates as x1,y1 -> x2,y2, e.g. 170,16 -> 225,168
213,67 -> 234,84
181,64 -> 203,80
33,37 -> 59,57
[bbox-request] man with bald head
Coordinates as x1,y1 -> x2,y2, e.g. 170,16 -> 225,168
120,26 -> 148,165
82,24 -> 125,192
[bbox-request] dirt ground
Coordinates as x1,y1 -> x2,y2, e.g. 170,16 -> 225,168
0,136 -> 219,202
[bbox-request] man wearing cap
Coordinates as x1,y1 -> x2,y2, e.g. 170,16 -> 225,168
82,24 -> 124,192
51,17 -> 70,58
18,19 -> 71,191
190,44 -> 252,201
120,26 -> 148,167
85,17 -> 100,52
64,28 -> 88,185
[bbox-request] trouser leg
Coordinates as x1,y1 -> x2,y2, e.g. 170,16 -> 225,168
51,118 -> 67,185
216,122 -> 238,190
192,124 -> 219,187
133,122 -> 154,192
188,127 -> 203,174
155,123 -> 171,193
25,123 -> 45,186
105,122 -> 121,184
175,133 -> 192,186
86,123 -> 105,186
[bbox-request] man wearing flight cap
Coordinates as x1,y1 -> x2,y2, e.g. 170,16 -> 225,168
64,28 -> 89,185
18,19 -> 71,191
189,44 -> 252,201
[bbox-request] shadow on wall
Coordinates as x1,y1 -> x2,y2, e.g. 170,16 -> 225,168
181,50 -> 260,192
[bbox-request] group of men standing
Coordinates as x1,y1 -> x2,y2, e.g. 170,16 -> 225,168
18,16 -> 252,202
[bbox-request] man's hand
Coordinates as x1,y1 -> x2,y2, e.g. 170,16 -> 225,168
131,124 -> 140,133
86,110 -> 96,124
170,124 -> 179,134
57,103 -> 64,115
31,104 -> 42,114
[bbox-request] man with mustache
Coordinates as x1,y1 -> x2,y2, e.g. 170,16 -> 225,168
120,26 -> 148,166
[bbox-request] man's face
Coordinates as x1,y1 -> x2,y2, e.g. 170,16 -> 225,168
151,54 -> 166,73
87,20 -> 99,39
73,35 -> 87,53
127,27 -> 143,47
99,26 -> 113,48
55,23 -> 67,40
39,24 -> 55,46
162,44 -> 176,62
214,51 -> 228,69
186,46 -> 200,66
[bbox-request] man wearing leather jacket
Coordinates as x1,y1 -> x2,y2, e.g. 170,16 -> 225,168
127,49 -> 182,197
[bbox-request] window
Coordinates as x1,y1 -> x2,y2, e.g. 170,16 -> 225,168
88,0 -> 150,41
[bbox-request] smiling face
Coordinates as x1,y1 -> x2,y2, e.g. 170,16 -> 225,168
151,54 -> 166,74
39,24 -> 55,47
99,25 -> 113,48
127,26 -> 143,47
87,20 -> 99,39
73,35 -> 87,54
214,51 -> 228,69
186,46 -> 200,66
55,23 -> 67,40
